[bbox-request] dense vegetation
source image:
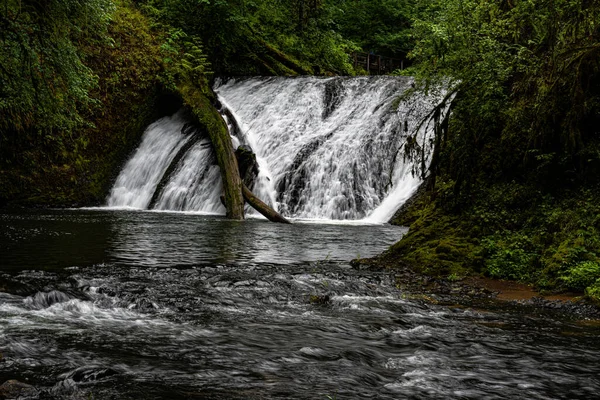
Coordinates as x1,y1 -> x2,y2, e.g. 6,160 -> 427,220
1,0 -> 168,205
2,0 -> 600,299
388,0 -> 600,300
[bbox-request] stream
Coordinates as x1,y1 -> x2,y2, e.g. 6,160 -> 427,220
1,209 -> 600,399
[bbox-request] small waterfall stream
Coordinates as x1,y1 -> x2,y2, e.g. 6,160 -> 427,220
107,76 -> 443,222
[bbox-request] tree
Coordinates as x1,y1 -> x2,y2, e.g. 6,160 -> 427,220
408,0 -> 600,192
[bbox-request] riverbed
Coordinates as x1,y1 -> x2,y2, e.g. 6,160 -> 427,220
1,209 -> 599,399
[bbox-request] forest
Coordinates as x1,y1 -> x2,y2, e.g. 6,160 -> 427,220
2,0 -> 600,300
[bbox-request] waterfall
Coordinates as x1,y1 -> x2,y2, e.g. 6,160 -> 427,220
107,110 -> 190,209
107,76 -> 443,222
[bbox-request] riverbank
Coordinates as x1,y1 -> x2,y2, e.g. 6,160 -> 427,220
351,256 -> 600,320
384,177 -> 600,303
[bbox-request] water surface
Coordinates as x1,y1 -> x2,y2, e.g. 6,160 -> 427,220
1,210 -> 599,399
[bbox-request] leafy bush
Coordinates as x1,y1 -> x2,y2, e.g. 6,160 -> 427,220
585,281 -> 600,302
481,234 -> 537,281
560,261 -> 600,291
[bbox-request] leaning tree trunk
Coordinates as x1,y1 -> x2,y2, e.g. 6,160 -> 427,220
236,145 -> 291,224
178,83 -> 245,219
179,82 -> 291,223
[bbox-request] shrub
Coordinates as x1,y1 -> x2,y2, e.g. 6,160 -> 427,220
560,261 -> 600,291
481,234 -> 537,281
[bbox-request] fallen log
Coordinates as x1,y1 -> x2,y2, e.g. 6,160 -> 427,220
180,79 -> 291,223
242,184 -> 291,224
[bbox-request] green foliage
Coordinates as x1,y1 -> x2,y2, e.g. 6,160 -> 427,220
386,0 -> 600,298
329,0 -> 416,59
0,0 -> 115,133
407,0 -> 600,189
560,261 -> 600,292
159,28 -> 211,91
76,1 -> 167,202
481,234 -> 536,282
140,0 -> 355,75
390,173 -> 600,295
585,281 -> 600,302
0,0 -> 166,205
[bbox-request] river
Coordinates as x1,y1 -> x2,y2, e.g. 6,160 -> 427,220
1,209 -> 599,399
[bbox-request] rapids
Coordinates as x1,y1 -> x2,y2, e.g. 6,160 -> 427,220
1,210 -> 600,399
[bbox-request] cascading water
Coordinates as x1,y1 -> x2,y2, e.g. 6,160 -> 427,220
152,140 -> 224,214
107,76 -> 444,222
106,110 -> 225,214
107,110 -> 192,209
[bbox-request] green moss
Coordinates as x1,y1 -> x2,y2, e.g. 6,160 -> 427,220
176,77 -> 245,219
388,178 -> 600,296
385,194 -> 481,278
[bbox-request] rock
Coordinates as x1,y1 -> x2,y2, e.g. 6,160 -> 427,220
309,294 -> 331,305
235,146 -> 259,188
0,380 -> 39,399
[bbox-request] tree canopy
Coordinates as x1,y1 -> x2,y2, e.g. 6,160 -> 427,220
408,0 -> 600,189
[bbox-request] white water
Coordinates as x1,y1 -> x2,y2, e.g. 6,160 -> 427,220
153,139 -> 224,213
107,76 -> 443,222
107,111 -> 191,209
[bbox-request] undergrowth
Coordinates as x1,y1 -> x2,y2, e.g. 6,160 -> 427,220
389,181 -> 600,302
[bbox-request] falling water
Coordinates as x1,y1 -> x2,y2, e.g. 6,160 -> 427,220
152,140 -> 224,214
107,76 -> 443,222
107,110 -> 191,209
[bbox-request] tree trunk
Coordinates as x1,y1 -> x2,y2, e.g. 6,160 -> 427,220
242,184 -> 291,224
180,83 -> 292,223
178,84 -> 245,219
208,115 -> 245,220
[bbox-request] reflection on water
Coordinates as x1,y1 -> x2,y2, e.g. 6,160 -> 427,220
1,209 -> 600,399
1,209 -> 406,270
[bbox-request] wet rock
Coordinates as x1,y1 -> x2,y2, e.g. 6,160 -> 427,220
309,294 -> 331,305
235,146 -> 259,188
0,379 -> 39,399
323,79 -> 344,119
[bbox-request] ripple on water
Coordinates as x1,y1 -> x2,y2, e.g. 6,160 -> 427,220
1,210 -> 600,399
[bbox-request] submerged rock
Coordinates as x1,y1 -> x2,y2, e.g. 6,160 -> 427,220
0,380 -> 39,399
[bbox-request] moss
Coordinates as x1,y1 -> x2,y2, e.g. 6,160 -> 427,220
252,36 -> 314,75
385,195 -> 481,278
177,79 -> 245,219
387,177 -> 600,297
